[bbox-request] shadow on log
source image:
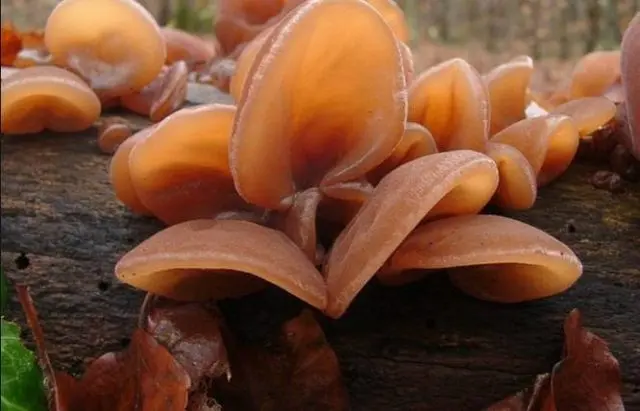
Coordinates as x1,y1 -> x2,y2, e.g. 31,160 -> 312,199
1,98 -> 639,409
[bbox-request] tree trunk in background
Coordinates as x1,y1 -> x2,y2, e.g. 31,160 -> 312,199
584,0 -> 601,53
157,0 -> 171,26
437,0 -> 450,42
606,0 -> 622,45
529,0 -> 543,59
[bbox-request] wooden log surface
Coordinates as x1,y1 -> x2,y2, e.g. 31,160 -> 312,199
1,86 -> 639,410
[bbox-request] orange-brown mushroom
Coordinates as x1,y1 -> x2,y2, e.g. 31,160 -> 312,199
367,122 -> 438,185
120,65 -> 169,116
484,55 -> 534,135
127,104 -> 251,225
366,0 -> 410,43
109,126 -> 154,215
324,150 -> 499,318
621,12 -> 640,159
408,58 -> 490,152
149,60 -> 189,122
115,218 -> 327,307
378,214 -> 582,302
491,114 -> 580,186
550,97 -> 617,138
229,26 -> 273,101
230,0 -> 407,210
1,65 -> 100,134
1,22 -> 22,66
44,0 -> 166,98
485,142 -> 537,210
97,117 -> 133,154
161,26 -> 216,67
569,50 -> 621,99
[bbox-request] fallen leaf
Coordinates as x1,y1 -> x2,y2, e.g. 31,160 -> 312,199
68,328 -> 191,411
210,309 -> 350,411
485,309 -> 624,411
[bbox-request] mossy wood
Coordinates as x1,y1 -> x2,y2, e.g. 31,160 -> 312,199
1,85 -> 639,410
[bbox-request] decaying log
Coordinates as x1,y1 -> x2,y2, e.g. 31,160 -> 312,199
1,86 -> 639,410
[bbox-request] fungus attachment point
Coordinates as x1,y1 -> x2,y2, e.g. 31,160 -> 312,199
324,151 -> 499,318
484,55 -> 534,135
1,66 -> 100,135
491,115 -> 580,186
128,104 -> 249,225
380,215 -> 582,303
550,97 -> 616,138
620,13 -> 640,159
97,117 -> 132,154
115,219 -> 327,308
230,0 -> 407,210
485,142 -> 537,210
44,0 -> 166,98
408,58 -> 490,152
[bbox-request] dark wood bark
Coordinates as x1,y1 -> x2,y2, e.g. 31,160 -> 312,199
1,97 -> 639,409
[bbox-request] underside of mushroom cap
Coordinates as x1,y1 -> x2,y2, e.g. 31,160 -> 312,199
230,0 -> 407,211
44,0 -> 166,97
1,65 -> 101,134
115,219 -> 327,308
128,104 -> 250,225
484,55 -> 534,135
621,12 -> 640,159
550,97 -> 616,138
408,58 -> 490,152
379,214 -> 582,303
324,150 -> 499,318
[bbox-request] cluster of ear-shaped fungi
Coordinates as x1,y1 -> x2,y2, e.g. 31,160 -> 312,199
2,0 -> 638,319
1,0 -> 217,141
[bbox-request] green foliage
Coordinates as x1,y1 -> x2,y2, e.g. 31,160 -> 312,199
170,0 -> 215,33
0,320 -> 47,411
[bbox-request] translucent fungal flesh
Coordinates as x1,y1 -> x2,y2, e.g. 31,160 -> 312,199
550,97 -> 617,138
365,0 -> 410,43
97,118 -> 132,154
621,13 -> 640,159
44,0 -> 166,97
408,58 -> 490,152
367,122 -> 438,185
161,27 -> 216,67
109,127 -> 154,215
120,65 -> 169,116
128,104 -> 250,225
149,60 -> 189,122
484,55 -> 534,135
485,142 -> 537,210
229,26 -> 273,102
115,218 -> 327,307
569,50 -> 621,99
1,65 -> 101,134
379,214 -> 582,303
230,0 -> 407,210
491,115 -> 580,187
324,150 -> 499,318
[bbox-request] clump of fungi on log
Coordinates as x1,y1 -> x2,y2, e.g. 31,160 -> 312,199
1,1 -> 638,318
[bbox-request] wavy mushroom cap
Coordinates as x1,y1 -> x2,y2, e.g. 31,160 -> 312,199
324,150 -> 499,318
484,55 -> 534,135
621,12 -> 640,159
1,65 -> 100,134
149,60 -> 189,122
109,126 -> 154,215
491,114 -> 580,186
115,218 -> 327,307
398,40 -> 415,84
44,0 -> 166,97
97,118 -> 132,154
485,142 -> 537,210
366,0 -> 410,43
408,58 -> 490,152
230,0 -> 407,210
379,214 -> 582,302
229,26 -> 274,102
120,65 -> 170,116
128,104 -> 249,225
550,97 -> 617,137
161,27 -> 216,66
569,50 -> 621,99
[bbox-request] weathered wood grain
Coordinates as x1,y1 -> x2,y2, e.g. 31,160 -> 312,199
1,120 -> 639,410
